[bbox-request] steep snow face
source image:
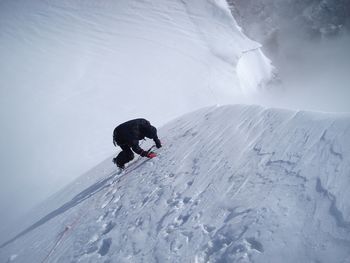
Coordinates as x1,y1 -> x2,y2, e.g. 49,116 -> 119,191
1,105 -> 349,263
0,0 -> 273,228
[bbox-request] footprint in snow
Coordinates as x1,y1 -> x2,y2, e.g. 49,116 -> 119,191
96,211 -> 109,223
187,180 -> 194,187
202,224 -> 216,234
98,238 -> 112,256
172,213 -> 191,227
183,197 -> 192,204
113,195 -> 121,203
83,236 -> 99,255
101,195 -> 114,209
245,237 -> 264,253
102,221 -> 116,235
6,255 -> 17,262
111,204 -> 122,217
85,241 -> 99,254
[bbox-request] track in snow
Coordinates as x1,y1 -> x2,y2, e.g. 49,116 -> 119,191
1,105 -> 350,263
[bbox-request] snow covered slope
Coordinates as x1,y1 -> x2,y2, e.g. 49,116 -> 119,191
1,105 -> 350,263
0,0 -> 273,225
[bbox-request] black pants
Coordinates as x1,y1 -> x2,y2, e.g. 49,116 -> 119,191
116,144 -> 134,167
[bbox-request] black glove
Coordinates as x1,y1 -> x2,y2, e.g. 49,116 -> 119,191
140,150 -> 148,157
155,138 -> 162,149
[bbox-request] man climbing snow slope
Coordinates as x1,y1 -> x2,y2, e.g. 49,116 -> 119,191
112,118 -> 162,169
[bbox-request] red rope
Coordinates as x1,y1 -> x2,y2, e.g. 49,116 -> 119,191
41,145 -> 156,262
41,211 -> 86,263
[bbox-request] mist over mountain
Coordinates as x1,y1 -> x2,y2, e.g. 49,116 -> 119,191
228,0 -> 350,42
227,0 -> 350,112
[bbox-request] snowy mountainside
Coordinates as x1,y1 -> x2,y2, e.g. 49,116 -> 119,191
0,0 -> 274,226
1,105 -> 350,263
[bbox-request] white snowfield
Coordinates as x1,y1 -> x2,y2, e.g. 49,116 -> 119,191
0,0 -> 273,225
1,105 -> 350,263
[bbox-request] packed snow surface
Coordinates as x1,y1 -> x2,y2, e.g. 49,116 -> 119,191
1,105 -> 350,263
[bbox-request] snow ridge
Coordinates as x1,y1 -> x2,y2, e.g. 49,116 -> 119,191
1,105 -> 350,263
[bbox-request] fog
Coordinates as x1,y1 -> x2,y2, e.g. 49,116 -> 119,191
228,0 -> 350,112
258,33 -> 350,113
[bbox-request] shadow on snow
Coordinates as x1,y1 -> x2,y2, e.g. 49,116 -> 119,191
0,170 -> 119,249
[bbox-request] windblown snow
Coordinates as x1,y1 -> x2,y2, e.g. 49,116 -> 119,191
1,105 -> 350,263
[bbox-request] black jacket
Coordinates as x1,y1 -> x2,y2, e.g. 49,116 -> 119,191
113,118 -> 160,155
